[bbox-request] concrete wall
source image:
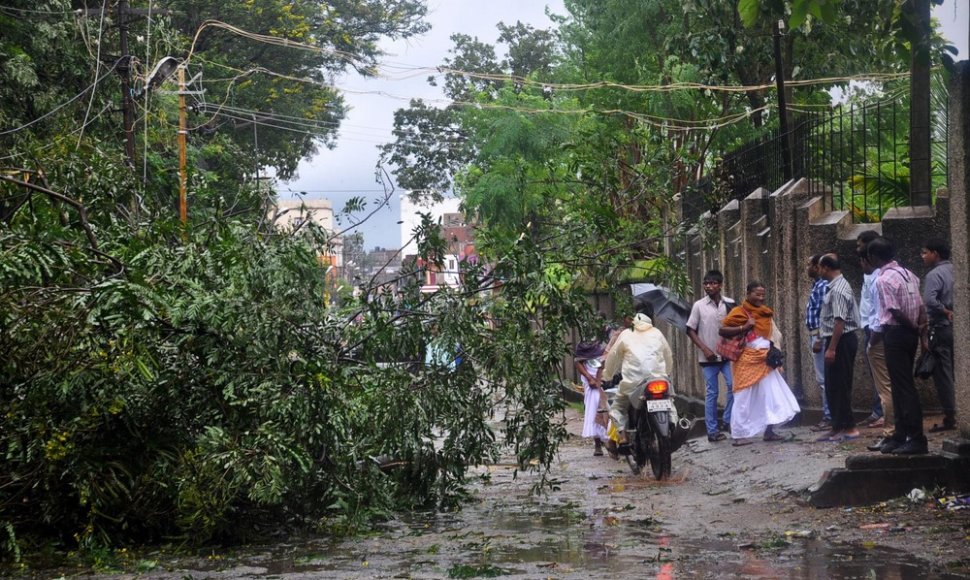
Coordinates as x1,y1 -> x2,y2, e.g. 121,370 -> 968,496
673,176 -> 950,420
948,61 -> 970,438
578,64 -> 967,430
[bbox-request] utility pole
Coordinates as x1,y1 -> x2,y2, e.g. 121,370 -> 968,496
178,66 -> 188,229
79,5 -> 171,167
117,0 -> 136,167
910,0 -> 932,206
773,18 -> 792,182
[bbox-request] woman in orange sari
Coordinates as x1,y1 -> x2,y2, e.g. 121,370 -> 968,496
719,282 -> 800,445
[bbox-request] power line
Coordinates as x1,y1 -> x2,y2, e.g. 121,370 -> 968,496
282,188 -> 391,194
77,2 -> 108,148
0,102 -> 115,162
0,61 -> 120,136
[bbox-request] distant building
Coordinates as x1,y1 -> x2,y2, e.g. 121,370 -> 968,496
272,198 -> 335,232
399,196 -> 478,293
399,196 -> 461,256
269,197 -> 342,270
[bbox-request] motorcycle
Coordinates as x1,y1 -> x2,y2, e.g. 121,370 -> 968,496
611,374 -> 692,480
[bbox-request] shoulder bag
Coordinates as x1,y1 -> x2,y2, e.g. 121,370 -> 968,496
716,309 -> 752,362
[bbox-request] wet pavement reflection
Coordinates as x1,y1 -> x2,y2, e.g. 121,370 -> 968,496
91,505 -> 965,579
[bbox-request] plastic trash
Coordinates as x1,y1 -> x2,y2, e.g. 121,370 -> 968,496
908,488 -> 927,503
936,495 -> 970,511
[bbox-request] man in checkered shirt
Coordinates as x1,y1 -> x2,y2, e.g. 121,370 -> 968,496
805,254 -> 831,431
867,237 -> 928,455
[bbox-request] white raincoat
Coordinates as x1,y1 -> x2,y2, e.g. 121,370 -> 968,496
603,313 -> 674,432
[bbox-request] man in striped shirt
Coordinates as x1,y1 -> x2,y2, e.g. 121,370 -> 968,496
816,254 -> 861,442
867,237 -> 928,455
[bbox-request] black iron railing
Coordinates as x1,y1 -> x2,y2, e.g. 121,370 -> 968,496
802,92 -> 948,221
682,87 -> 949,224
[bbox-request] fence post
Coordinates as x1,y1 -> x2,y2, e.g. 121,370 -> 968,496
909,0 -> 933,206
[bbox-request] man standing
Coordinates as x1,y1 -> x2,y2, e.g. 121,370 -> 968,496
860,250 -> 896,452
868,237 -> 928,455
921,238 -> 956,432
805,255 -> 832,432
816,254 -> 861,442
856,230 -> 884,427
686,270 -> 735,443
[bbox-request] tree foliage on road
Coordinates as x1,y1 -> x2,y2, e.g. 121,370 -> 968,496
0,0 -> 582,561
0,0 -> 957,564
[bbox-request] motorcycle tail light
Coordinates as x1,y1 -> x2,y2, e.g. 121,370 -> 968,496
646,379 -> 669,399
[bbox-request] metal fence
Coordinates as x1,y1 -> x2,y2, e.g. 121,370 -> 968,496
683,89 -> 949,224
803,93 -> 949,221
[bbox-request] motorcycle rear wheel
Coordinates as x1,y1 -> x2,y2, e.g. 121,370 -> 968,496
646,427 -> 672,480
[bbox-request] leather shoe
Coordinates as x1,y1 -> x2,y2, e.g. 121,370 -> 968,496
708,432 -> 727,442
879,438 -> 905,454
866,437 -> 887,452
891,438 -> 929,455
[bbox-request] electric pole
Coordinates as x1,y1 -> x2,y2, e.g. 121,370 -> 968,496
178,66 -> 188,229
117,0 -> 136,167
78,5 -> 171,168
773,19 -> 792,182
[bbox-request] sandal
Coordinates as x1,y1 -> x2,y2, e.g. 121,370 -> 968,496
810,421 -> 833,432
605,440 -> 620,460
928,423 -> 956,433
732,439 -> 753,447
763,431 -> 784,442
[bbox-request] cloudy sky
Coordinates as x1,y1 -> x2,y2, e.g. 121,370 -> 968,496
282,1 -> 968,251
280,1 -> 565,250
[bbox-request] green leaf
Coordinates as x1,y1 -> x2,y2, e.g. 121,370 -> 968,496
790,1 -> 810,29
135,358 -> 155,382
738,0 -> 762,28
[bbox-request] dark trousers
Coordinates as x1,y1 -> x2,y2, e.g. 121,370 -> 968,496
884,326 -> 923,440
824,331 -> 859,431
930,325 -> 955,420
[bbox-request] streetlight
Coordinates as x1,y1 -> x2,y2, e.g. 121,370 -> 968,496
773,18 -> 792,182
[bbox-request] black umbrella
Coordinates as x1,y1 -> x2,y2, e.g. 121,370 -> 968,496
632,284 -> 691,330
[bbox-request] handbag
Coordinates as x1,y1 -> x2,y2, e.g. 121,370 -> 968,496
766,343 -> 785,369
716,333 -> 745,361
716,309 -> 753,362
915,350 -> 935,379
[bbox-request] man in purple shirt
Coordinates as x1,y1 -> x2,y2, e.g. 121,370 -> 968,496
868,237 -> 928,455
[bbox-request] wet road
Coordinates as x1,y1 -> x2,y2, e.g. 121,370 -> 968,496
83,409 -> 968,579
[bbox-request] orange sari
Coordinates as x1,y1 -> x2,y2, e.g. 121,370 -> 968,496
723,300 -> 775,392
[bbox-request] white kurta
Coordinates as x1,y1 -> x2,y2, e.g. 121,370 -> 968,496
579,359 -> 608,440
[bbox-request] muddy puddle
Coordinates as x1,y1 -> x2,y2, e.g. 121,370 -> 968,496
16,411 -> 970,579
92,510 -> 962,579
80,483 -> 963,579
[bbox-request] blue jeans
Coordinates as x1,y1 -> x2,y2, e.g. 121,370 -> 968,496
810,335 -> 831,422
702,362 -> 734,435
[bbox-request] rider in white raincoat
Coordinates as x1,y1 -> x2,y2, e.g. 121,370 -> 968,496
602,312 -> 674,443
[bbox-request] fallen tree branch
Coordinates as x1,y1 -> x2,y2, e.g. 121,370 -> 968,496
0,175 -> 100,251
